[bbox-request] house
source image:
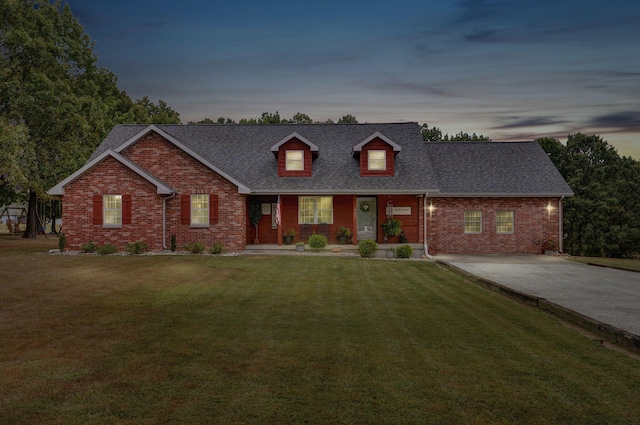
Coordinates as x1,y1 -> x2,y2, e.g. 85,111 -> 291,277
48,123 -> 573,255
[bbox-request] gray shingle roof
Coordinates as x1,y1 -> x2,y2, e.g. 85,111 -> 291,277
90,123 -> 573,196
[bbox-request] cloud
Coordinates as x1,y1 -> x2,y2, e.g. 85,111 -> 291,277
493,116 -> 570,130
588,112 -> 640,132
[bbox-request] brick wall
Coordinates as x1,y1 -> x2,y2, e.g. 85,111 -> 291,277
426,197 -> 561,255
62,131 -> 246,252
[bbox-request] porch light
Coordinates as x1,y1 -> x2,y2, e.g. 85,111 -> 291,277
427,201 -> 436,217
546,201 -> 555,217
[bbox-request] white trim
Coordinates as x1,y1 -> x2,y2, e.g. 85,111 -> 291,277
352,131 -> 401,153
114,125 -> 252,194
270,132 -> 319,152
47,150 -> 173,195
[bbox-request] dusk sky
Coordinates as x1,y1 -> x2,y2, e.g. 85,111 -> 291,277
66,0 -> 640,158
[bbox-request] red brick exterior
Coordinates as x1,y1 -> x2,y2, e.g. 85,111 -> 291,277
426,197 -> 561,255
61,131 -> 246,251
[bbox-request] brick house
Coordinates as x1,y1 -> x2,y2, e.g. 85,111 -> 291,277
48,123 -> 573,255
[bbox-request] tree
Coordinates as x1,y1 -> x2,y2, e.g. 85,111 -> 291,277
0,0 -> 134,237
0,119 -> 33,206
130,96 -> 180,124
445,131 -> 491,142
337,114 -> 358,124
257,111 -> 283,124
420,123 -> 443,141
289,112 -> 313,124
538,133 -> 640,258
420,123 -> 490,141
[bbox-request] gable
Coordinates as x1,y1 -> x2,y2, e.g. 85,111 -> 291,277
113,125 -> 251,194
48,150 -> 173,196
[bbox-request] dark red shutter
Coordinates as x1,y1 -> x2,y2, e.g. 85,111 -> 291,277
93,194 -> 103,225
181,194 -> 190,225
122,195 -> 132,225
209,194 -> 219,224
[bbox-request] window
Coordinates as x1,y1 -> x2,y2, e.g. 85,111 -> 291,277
103,195 -> 122,226
464,210 -> 482,233
496,210 -> 514,234
191,194 -> 209,226
368,150 -> 386,170
286,150 -> 304,171
299,196 -> 333,224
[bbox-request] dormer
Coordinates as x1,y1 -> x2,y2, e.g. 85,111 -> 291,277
352,132 -> 401,176
271,132 -> 318,177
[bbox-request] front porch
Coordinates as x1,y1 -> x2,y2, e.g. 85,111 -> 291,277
240,243 -> 427,258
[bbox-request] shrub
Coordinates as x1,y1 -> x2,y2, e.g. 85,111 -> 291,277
170,234 -> 177,252
396,244 -> 413,259
183,241 -> 205,254
58,233 -> 66,252
209,241 -> 225,254
308,234 -> 328,251
80,242 -> 98,253
126,241 -> 148,255
97,244 -> 118,255
358,240 -> 378,258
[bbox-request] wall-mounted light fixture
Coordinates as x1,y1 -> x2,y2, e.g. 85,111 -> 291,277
546,200 -> 555,218
427,201 -> 436,217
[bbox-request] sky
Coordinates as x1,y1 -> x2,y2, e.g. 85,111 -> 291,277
65,0 -> 640,158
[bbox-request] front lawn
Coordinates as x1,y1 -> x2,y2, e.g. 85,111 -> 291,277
569,256 -> 640,273
1,243 -> 639,424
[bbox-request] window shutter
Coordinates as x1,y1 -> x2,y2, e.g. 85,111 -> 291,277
93,194 -> 103,225
122,195 -> 132,225
209,194 -> 219,224
181,194 -> 191,225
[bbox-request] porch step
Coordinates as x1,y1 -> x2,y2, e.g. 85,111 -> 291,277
240,243 -> 426,258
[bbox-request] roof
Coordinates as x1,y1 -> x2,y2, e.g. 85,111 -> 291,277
424,141 -> 573,196
55,122 -> 572,197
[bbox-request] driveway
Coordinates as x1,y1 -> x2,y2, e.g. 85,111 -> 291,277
435,255 -> 640,337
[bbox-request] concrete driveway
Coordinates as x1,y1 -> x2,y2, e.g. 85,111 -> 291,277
435,255 -> 640,337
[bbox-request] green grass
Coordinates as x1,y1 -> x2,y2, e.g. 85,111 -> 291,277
569,256 -> 640,273
1,238 -> 640,424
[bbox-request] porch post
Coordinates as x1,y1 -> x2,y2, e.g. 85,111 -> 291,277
277,194 -> 282,246
352,195 -> 357,245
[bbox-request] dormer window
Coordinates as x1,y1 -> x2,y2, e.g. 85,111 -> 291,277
286,150 -> 304,171
368,150 -> 386,171
272,132 -> 318,177
353,132 -> 400,177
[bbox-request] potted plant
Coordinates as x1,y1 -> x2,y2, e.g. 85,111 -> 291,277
386,247 -> 395,258
283,228 -> 296,245
381,219 -> 402,240
336,226 -> 351,244
249,199 -> 263,244
295,241 -> 305,252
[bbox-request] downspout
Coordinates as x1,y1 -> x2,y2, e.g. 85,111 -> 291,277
423,193 -> 433,259
559,195 -> 564,253
163,192 -> 177,250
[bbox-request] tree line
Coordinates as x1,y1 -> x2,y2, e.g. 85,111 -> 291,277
538,134 -> 640,258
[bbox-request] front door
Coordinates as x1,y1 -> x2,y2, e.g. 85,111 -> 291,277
357,197 -> 377,241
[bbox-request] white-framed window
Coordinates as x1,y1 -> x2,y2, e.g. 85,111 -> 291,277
191,194 -> 209,226
368,150 -> 386,170
286,150 -> 304,171
103,194 -> 122,226
496,210 -> 514,234
464,210 -> 482,234
299,196 -> 333,224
